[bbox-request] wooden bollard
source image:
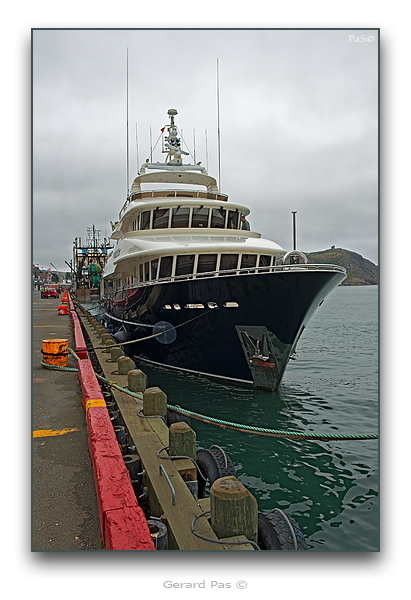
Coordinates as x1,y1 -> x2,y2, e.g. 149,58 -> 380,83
169,422 -> 196,460
128,369 -> 147,392
117,355 -> 136,375
110,347 -> 124,362
210,476 -> 258,542
143,387 -> 167,418
103,339 -> 115,353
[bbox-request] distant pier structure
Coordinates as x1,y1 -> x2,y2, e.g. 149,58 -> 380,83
73,225 -> 113,302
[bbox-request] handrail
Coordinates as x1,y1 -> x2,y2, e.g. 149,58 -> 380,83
111,263 -> 346,295
119,189 -> 229,219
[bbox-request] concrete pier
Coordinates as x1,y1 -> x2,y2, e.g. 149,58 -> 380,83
32,291 -> 103,550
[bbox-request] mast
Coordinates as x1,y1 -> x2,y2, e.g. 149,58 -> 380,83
126,47 -> 130,196
216,58 -> 221,191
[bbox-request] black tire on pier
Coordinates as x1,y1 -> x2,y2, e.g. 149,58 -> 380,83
166,408 -> 191,427
257,510 -> 308,551
196,446 -> 237,499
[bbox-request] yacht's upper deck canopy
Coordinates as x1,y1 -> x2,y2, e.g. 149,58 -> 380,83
130,162 -> 219,194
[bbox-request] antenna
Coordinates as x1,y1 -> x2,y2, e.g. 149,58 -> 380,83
126,47 -> 130,196
216,57 -> 222,191
135,123 -> 140,174
205,128 -> 209,172
193,129 -> 196,164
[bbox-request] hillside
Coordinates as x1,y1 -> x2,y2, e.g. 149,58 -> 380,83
305,248 -> 378,285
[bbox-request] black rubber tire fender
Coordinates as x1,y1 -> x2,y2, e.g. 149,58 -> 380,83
167,408 -> 191,427
196,446 -> 237,499
257,509 -> 308,551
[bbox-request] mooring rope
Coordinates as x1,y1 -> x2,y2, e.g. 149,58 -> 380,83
88,309 -> 212,350
40,359 -> 378,442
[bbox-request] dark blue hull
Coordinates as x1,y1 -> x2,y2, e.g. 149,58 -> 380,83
103,269 -> 345,389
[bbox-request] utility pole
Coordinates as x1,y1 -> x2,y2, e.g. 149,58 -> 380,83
291,211 -> 297,250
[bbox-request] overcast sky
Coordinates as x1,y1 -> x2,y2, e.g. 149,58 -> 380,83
32,28 -> 378,271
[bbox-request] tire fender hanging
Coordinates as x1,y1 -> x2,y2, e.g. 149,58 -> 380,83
196,446 -> 237,499
257,509 -> 308,550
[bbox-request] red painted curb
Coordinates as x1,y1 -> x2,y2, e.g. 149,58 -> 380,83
104,506 -> 156,551
69,299 -> 155,551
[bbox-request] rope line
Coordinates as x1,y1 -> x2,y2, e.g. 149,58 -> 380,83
165,403 -> 378,441
89,309 -> 212,350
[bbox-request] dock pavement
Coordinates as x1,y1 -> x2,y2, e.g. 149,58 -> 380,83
32,290 -> 103,551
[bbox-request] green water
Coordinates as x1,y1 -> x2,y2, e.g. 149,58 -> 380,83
133,286 -> 379,552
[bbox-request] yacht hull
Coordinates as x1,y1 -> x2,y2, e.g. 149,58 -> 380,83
102,269 -> 345,390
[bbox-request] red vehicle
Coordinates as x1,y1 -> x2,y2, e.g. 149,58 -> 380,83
43,287 -> 59,299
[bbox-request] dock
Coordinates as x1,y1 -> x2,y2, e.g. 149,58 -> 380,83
32,290 -> 257,551
32,291 -> 103,550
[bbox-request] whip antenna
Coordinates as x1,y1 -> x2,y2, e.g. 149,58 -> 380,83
216,58 -> 222,191
135,123 -> 140,174
126,47 -> 130,196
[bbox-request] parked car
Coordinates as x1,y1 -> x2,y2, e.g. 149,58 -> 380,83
43,287 -> 59,299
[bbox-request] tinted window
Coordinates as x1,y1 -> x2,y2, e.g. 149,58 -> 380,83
240,254 -> 257,269
175,255 -> 195,276
152,208 -> 169,229
259,255 -> 271,267
211,208 -> 226,228
151,259 -> 159,279
140,211 -> 151,230
139,264 -> 144,282
220,254 -> 239,271
159,256 -> 173,278
144,261 -> 150,281
197,254 -> 217,274
171,206 -> 190,228
227,210 -> 239,229
191,207 -> 209,228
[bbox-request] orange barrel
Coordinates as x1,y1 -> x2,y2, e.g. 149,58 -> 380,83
58,305 -> 68,315
42,339 -> 68,367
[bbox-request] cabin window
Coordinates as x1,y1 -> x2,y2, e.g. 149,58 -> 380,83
140,211 -> 151,230
151,259 -> 159,280
191,207 -> 209,228
132,219 -> 136,232
197,254 -> 218,275
211,208 -> 226,229
227,210 -> 239,229
139,264 -> 144,282
152,208 -> 170,229
144,261 -> 150,281
171,206 -> 190,228
175,254 -> 195,276
240,254 -> 257,269
258,255 -> 272,271
220,254 -> 239,271
159,256 -> 173,278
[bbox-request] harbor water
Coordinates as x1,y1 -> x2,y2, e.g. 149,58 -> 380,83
88,285 -> 379,552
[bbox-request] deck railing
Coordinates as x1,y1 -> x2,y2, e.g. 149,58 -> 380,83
104,263 -> 346,299
119,190 -> 229,219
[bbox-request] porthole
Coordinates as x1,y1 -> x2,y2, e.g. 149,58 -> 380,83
223,301 -> 239,308
207,302 -> 219,309
163,304 -> 172,310
173,304 -> 181,310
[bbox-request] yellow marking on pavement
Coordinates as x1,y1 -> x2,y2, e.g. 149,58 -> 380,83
33,427 -> 79,438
